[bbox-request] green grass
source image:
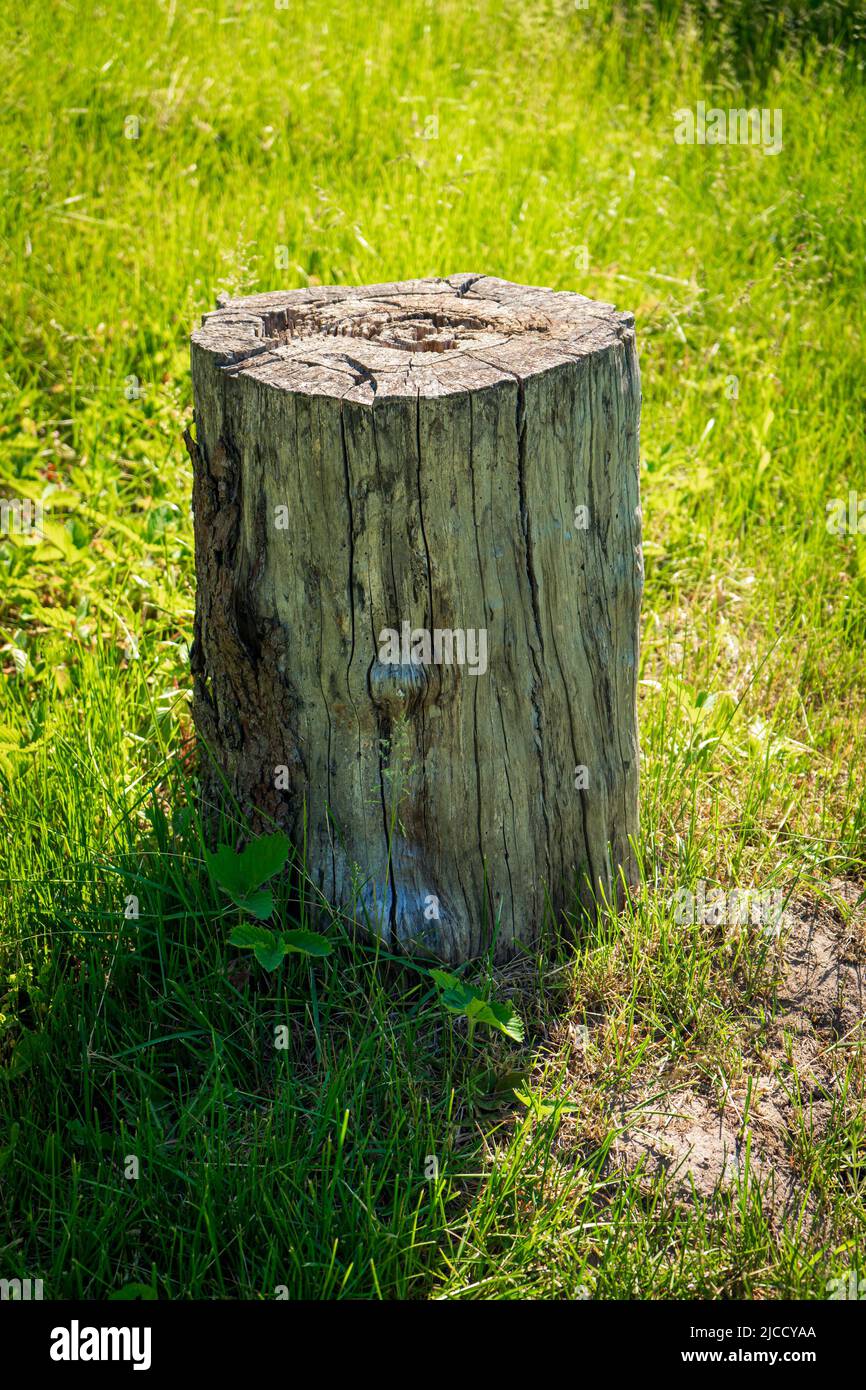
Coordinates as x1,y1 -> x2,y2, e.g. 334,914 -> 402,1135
1,0 -> 865,1299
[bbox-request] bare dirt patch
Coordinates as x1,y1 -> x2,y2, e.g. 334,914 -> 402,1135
610,882 -> 865,1215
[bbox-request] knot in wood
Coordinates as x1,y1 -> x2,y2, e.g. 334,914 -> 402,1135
368,660 -> 429,719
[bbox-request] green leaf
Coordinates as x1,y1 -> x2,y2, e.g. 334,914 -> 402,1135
206,843 -> 247,896
236,888 -> 274,920
513,1085 -> 577,1121
480,998 -> 525,1042
207,831 -> 290,898
253,941 -> 286,971
4,1030 -> 49,1078
108,1283 -> 158,1302
228,923 -> 286,970
429,969 -> 458,989
430,969 -> 475,1013
235,831 -> 291,888
473,1066 -> 531,1112
229,923 -> 277,951
280,929 -> 333,958
429,969 -> 524,1041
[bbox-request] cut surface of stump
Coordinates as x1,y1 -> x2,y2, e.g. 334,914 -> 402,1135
189,274 -> 643,962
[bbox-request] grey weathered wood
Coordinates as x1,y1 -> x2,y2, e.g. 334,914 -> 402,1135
188,274 -> 642,962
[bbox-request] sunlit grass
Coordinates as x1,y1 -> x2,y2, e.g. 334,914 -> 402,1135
0,0 -> 864,1298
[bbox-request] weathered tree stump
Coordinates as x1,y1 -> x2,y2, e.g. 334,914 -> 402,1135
188,274 -> 642,963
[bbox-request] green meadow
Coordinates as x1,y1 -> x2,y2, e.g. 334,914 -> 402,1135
1,0 -> 865,1299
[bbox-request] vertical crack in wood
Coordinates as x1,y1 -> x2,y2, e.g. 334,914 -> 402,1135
514,373 -> 553,895
367,403 -> 398,942
467,390 -> 509,946
338,395 -> 363,912
414,388 -> 441,945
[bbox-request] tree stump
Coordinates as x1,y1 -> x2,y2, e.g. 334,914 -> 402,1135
188,274 -> 642,963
